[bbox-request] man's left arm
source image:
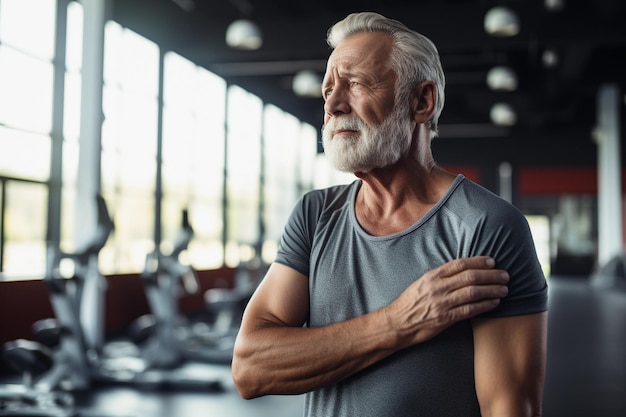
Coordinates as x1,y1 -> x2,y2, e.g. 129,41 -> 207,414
472,312 -> 548,417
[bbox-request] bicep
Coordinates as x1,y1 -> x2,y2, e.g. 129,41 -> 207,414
472,312 -> 548,416
240,262 -> 309,331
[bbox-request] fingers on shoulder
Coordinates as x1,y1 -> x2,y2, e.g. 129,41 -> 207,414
435,256 -> 495,278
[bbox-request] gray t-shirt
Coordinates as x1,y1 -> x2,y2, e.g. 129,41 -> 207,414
275,175 -> 548,417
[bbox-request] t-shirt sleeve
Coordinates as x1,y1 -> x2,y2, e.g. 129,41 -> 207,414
273,194 -> 314,277
472,201 -> 548,318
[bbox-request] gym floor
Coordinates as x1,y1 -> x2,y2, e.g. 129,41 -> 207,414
5,276 -> 626,417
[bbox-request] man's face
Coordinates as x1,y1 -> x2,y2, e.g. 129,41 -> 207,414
321,32 -> 414,173
322,98 -> 414,173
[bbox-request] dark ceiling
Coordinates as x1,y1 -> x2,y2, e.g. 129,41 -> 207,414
111,0 -> 626,169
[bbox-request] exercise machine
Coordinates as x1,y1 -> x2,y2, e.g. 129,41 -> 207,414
12,195 -> 221,392
180,259 -> 266,364
133,210 -> 266,365
0,194 -> 120,416
0,339 -> 76,417
37,194 -> 113,392
91,208 -> 222,389
127,208 -> 199,369
132,209 -> 236,364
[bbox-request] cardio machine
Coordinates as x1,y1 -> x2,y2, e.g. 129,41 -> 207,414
180,258 -> 266,364
0,339 -> 76,417
4,195 -> 221,396
0,194 -> 113,416
87,208 -> 223,390
132,209 -> 237,365
134,210 -> 265,365
126,208 -> 199,369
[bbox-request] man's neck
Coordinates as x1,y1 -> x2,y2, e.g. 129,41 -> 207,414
354,164 -> 456,236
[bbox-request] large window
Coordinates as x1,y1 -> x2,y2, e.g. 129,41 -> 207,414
262,105 -> 302,263
0,0 -> 328,280
0,182 -> 48,278
225,86 -> 263,267
101,21 -> 160,274
162,52 -> 226,270
0,0 -> 57,279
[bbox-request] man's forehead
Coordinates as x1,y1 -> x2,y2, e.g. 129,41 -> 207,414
326,32 -> 393,71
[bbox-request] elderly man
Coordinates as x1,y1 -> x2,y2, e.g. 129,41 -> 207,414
232,12 -> 548,417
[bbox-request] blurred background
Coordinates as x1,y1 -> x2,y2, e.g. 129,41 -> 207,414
0,0 -> 624,416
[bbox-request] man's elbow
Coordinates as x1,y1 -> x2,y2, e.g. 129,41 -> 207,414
232,373 -> 260,400
231,345 -> 264,400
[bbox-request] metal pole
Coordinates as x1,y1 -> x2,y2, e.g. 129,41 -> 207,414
75,0 -> 106,249
595,84 -> 623,266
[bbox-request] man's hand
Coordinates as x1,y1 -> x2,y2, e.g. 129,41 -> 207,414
384,256 -> 509,347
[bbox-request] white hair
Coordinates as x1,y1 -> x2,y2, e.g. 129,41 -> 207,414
327,12 -> 446,139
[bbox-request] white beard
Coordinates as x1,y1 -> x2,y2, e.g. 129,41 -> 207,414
322,104 -> 415,173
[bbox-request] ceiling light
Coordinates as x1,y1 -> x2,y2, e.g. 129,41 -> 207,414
490,102 -> 517,126
292,70 -> 322,98
484,6 -> 520,37
486,66 -> 518,91
542,49 -> 559,67
225,19 -> 262,50
545,0 -> 565,12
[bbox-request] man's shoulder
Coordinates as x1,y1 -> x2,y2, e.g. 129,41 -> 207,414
454,177 -> 518,208
446,177 -> 526,224
301,180 -> 358,210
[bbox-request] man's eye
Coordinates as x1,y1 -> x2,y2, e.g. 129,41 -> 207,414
323,88 -> 333,98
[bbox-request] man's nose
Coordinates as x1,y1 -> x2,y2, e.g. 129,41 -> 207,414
323,86 -> 351,119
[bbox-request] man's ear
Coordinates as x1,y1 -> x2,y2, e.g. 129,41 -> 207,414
411,81 -> 436,124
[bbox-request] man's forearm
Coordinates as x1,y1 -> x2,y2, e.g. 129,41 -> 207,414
232,308 -> 398,399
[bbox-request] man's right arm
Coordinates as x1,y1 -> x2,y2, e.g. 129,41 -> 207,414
232,262 -> 400,399
231,257 -> 509,399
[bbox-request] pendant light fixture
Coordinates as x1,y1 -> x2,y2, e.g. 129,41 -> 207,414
484,6 -> 520,37
225,0 -> 262,50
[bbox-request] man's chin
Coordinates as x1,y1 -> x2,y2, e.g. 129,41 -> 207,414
330,160 -> 373,174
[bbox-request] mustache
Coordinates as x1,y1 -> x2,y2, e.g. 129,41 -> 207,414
322,116 -> 367,132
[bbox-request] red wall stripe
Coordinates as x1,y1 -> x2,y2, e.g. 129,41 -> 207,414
519,167 -> 598,195
441,165 -> 481,184
520,167 -> 626,195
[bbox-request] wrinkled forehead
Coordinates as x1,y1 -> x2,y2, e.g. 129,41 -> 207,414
324,32 -> 394,77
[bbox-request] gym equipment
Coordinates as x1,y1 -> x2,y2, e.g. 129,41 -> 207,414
37,194 -> 114,392
0,193 -> 116,413
89,208 -> 222,390
133,209 -> 266,365
128,209 -> 199,369
131,209 -> 234,364
180,260 -> 266,364
0,339 -> 76,417
132,209 -> 197,362
30,196 -> 221,391
0,194 -> 114,416
0,338 -> 136,417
